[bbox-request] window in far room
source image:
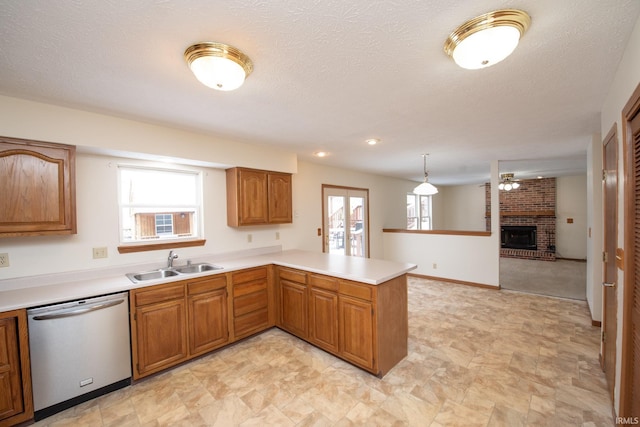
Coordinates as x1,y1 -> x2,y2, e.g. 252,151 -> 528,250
117,165 -> 203,246
407,193 -> 432,230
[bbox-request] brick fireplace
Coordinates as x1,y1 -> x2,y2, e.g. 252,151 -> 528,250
486,178 -> 556,261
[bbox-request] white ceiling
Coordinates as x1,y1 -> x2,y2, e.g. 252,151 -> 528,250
1,1 -> 639,185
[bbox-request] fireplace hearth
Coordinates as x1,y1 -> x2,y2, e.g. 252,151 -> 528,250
501,226 -> 537,250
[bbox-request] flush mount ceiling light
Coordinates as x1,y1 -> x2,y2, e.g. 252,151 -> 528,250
413,154 -> 438,195
184,42 -> 253,91
366,138 -> 380,146
444,9 -> 531,70
498,173 -> 520,191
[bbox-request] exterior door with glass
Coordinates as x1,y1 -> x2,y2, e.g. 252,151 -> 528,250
322,186 -> 368,257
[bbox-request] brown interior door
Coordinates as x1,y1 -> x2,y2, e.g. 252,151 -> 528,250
602,126 -> 618,401
626,107 -> 640,417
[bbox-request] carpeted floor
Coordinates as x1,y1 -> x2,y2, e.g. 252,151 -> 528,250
499,258 -> 587,300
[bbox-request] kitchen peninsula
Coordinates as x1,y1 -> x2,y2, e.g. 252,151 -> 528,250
0,248 -> 415,424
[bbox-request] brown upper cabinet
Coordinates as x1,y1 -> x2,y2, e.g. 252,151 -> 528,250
0,136 -> 76,237
226,167 -> 292,226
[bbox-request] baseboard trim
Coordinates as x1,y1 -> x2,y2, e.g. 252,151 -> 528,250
586,299 -> 602,327
409,273 -> 500,290
556,257 -> 587,262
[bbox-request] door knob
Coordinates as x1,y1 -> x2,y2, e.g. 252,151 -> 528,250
602,282 -> 616,288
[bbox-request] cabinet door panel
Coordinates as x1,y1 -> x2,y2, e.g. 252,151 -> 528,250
188,289 -> 228,356
309,288 -> 338,353
0,317 -> 23,421
339,296 -> 374,370
279,280 -> 308,338
238,169 -> 268,224
268,173 -> 292,223
0,137 -> 76,237
135,299 -> 187,375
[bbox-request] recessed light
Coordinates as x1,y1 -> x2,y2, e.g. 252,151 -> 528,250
366,138 -> 380,146
537,176 -> 543,179
314,151 -> 329,158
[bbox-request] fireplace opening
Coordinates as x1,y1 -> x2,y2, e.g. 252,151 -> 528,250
501,226 -> 537,250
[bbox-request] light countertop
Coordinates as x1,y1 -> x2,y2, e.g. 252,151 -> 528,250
0,249 -> 416,312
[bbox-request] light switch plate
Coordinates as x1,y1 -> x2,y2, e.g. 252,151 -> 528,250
0,253 -> 9,268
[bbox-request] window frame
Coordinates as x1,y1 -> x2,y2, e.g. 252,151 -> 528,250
407,193 -> 432,230
116,164 -> 206,253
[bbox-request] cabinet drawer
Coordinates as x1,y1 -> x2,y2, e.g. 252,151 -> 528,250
233,279 -> 267,298
232,267 -> 267,284
339,281 -> 372,301
234,308 -> 269,336
279,267 -> 307,284
309,274 -> 338,292
187,276 -> 227,295
134,283 -> 185,307
234,289 -> 268,316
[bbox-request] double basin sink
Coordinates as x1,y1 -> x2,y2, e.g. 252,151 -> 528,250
126,262 -> 223,284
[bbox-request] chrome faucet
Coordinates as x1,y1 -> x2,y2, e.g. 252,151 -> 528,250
167,250 -> 178,269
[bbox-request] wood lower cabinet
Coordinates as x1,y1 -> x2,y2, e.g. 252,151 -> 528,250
308,274 -> 339,353
339,295 -> 374,370
0,136 -> 76,238
231,266 -> 271,339
187,276 -> 229,357
277,267 -> 408,377
280,280 -> 308,338
129,265 -> 406,380
0,309 -> 34,426
131,283 -> 188,379
132,276 -> 232,379
278,267 -> 308,338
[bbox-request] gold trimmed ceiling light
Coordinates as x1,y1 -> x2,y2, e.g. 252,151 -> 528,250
413,154 -> 438,195
444,9 -> 530,70
184,42 -> 253,91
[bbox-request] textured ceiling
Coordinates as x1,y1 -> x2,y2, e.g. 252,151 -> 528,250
1,0 -> 639,185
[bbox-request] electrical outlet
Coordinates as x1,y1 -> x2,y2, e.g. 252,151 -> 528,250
247,234 -> 252,243
92,247 -> 108,259
432,263 -> 437,269
276,232 -> 280,240
0,253 -> 9,268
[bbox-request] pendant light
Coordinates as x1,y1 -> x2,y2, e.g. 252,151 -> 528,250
413,154 -> 438,195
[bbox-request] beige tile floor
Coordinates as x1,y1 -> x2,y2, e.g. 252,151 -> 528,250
34,277 -> 614,426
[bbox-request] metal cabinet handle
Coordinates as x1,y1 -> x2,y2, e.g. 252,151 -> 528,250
602,282 -> 616,288
32,299 -> 124,320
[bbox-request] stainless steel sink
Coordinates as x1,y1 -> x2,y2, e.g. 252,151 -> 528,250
126,263 -> 223,283
127,269 -> 179,283
173,263 -> 223,274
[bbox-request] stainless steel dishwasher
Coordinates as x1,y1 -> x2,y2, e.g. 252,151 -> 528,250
27,292 -> 132,420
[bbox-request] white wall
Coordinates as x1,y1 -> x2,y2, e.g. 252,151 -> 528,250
383,162 -> 501,287
0,96 -> 420,280
0,95 -> 297,174
432,184 -> 486,231
291,161 -> 413,258
599,12 -> 640,416
556,175 -> 588,259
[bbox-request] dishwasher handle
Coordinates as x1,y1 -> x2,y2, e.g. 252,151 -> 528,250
32,299 -> 125,321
